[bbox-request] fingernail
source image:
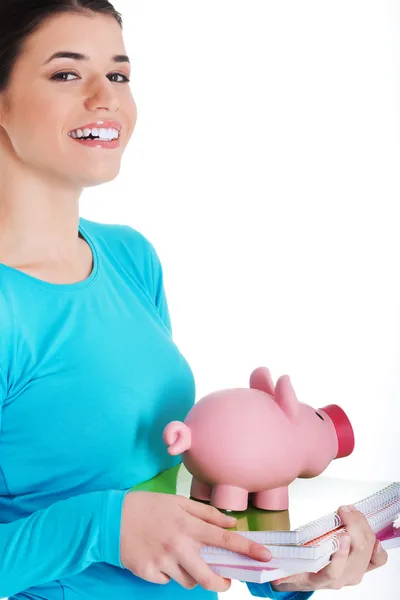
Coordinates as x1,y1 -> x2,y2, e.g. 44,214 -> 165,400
260,547 -> 272,560
226,516 -> 237,523
341,505 -> 351,512
377,542 -> 384,553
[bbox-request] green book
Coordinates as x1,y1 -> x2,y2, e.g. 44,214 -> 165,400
129,462 -> 291,533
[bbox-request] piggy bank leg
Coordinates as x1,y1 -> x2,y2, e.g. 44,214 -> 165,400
211,484 -> 249,511
190,477 -> 212,502
252,487 -> 289,511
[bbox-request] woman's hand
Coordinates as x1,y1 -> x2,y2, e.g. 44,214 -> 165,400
271,505 -> 389,593
120,491 -> 272,593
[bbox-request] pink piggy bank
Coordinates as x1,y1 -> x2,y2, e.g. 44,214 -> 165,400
163,366 -> 355,511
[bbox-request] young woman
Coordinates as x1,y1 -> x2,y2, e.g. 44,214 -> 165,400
0,1 -> 388,599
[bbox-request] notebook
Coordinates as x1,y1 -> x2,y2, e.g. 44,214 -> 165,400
202,484 -> 400,561
236,482 -> 400,545
211,554 -> 332,584
128,464 -> 400,583
208,514 -> 400,584
200,483 -> 400,562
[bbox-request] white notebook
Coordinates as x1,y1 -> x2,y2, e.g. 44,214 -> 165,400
212,554 -> 332,584
211,554 -> 332,584
236,483 -> 400,545
206,513 -> 400,584
200,483 -> 400,565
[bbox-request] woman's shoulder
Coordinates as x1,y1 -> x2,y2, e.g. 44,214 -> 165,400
79,217 -> 162,288
79,217 -> 152,249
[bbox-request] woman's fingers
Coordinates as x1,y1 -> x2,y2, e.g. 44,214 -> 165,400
181,496 -> 237,528
271,506 -> 390,593
160,560 -> 199,590
275,532 -> 351,589
338,505 -> 377,576
182,497 -> 272,562
309,533 -> 351,588
177,550 -> 232,593
339,506 -> 376,553
193,518 -> 272,562
367,540 -> 389,572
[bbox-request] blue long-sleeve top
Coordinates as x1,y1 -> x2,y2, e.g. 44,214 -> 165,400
0,218 -> 314,600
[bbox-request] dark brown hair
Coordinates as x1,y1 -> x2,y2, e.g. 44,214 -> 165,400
0,0 -> 123,93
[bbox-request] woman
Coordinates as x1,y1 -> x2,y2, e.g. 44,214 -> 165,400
0,1 -> 388,599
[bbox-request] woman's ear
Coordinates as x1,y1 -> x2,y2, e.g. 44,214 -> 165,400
0,92 -> 11,125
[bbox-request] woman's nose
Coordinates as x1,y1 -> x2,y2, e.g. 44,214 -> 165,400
84,79 -> 120,112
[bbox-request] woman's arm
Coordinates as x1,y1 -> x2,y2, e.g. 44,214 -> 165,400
0,365 -> 129,598
0,486 -> 129,597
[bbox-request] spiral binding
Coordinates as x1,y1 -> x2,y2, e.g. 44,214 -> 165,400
201,496 -> 400,563
201,531 -> 341,563
368,498 -> 400,533
201,482 -> 400,560
296,482 -> 400,545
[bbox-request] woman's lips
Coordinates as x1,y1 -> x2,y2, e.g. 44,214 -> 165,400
69,135 -> 120,149
69,120 -> 122,133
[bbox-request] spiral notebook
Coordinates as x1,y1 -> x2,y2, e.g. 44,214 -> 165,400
209,515 -> 400,584
200,482 -> 400,563
206,496 -> 400,583
211,553 -> 333,584
127,464 -> 399,583
211,554 -> 332,584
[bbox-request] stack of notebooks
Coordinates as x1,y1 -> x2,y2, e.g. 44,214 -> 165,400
202,482 -> 400,583
129,463 -> 400,584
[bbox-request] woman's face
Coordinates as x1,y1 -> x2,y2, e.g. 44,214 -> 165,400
0,11 -> 137,187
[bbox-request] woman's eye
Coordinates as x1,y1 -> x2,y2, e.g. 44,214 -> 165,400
51,72 -> 78,82
109,73 -> 130,83
50,72 -> 130,83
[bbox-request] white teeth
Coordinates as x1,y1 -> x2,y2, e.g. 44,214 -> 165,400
69,126 -> 120,140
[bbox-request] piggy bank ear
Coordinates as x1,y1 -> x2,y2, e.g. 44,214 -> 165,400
275,375 -> 300,423
249,367 -> 275,396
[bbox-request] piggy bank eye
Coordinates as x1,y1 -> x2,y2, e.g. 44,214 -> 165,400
315,411 -> 324,421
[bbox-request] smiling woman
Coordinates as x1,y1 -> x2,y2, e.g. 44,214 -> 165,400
0,2 -> 137,195
0,2 -> 386,600
0,2 -> 282,600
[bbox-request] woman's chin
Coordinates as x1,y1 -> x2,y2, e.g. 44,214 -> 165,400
72,165 -> 122,188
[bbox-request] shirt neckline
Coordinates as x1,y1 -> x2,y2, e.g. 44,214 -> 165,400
0,218 -> 100,292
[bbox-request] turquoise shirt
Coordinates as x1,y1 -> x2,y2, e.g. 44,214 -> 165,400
0,218 -> 312,600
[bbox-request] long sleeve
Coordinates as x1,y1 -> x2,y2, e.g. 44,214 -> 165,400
0,365 -> 130,598
0,218 -> 223,600
246,581 -> 315,599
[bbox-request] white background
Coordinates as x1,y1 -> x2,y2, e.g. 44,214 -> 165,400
79,1 -> 400,598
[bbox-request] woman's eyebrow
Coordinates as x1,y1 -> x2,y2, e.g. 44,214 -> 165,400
43,51 -> 130,65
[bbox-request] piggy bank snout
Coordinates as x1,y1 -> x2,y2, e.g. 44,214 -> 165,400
320,404 -> 355,459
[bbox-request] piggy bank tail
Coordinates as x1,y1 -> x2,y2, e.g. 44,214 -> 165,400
162,421 -> 192,455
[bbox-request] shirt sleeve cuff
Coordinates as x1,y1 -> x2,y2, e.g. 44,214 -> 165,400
99,489 -> 131,568
246,581 -> 315,599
